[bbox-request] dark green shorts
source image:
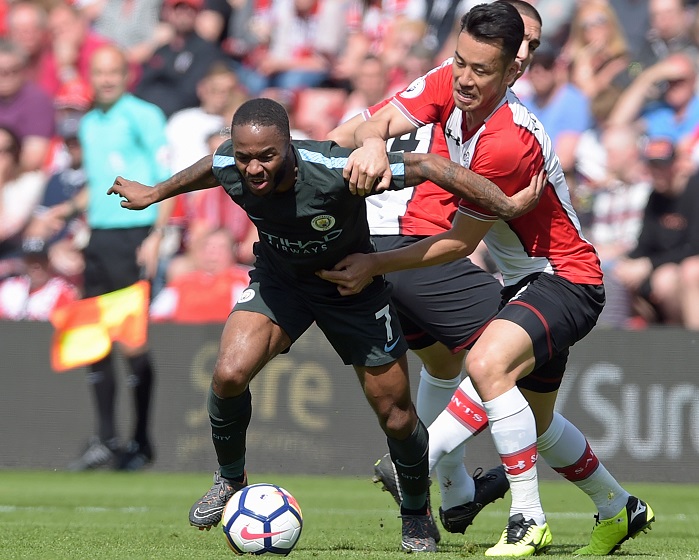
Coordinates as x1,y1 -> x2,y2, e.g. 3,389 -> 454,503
233,262 -> 408,367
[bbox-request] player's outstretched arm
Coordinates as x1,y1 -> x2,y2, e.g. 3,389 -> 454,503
318,213 -> 491,295
107,155 -> 220,210
403,152 -> 546,220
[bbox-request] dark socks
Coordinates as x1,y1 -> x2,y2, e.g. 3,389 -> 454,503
127,352 -> 154,446
207,386 -> 252,480
387,419 -> 430,513
88,354 -> 116,444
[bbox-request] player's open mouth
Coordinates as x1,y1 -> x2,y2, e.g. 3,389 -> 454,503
248,178 -> 268,191
455,90 -> 476,103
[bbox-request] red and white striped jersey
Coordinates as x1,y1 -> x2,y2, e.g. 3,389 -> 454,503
390,62 -> 603,286
363,101 -> 459,236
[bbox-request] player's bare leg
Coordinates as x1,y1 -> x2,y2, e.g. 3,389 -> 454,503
189,310 -> 291,530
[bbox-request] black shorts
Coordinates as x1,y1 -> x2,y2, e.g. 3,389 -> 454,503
83,227 -> 150,298
373,235 -> 501,352
233,258 -> 408,367
498,273 -> 605,393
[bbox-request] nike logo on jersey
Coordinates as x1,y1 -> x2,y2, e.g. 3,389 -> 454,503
384,338 -> 401,352
629,501 -> 647,525
240,526 -> 285,540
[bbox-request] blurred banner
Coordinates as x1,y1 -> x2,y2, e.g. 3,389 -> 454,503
0,321 -> 697,482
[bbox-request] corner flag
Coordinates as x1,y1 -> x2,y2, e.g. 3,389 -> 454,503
49,280 -> 150,372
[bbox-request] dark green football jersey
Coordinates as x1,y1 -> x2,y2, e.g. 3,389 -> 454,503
212,138 -> 406,275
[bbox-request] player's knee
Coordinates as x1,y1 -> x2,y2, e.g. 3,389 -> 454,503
379,403 -> 416,439
213,359 -> 252,396
464,348 -> 499,385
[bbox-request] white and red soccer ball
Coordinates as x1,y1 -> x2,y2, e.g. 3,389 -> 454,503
222,483 -> 303,556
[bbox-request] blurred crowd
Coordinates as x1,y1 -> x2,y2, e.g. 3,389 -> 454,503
0,0 -> 699,330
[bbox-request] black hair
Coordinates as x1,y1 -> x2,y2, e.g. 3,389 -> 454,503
231,98 -> 291,139
503,0 -> 542,26
459,2 -> 524,65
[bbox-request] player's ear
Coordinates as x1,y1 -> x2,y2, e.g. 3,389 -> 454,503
506,59 -> 521,86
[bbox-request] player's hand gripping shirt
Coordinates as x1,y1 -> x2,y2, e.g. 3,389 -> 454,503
390,62 -> 603,286
212,138 -> 407,275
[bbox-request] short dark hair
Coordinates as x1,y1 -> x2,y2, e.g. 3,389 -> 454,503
460,2 -> 524,65
232,98 -> 291,139
503,0 -> 542,26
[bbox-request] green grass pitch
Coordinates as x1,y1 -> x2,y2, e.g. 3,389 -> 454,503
0,471 -> 697,559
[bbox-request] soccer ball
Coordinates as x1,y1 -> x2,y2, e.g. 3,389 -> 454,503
222,483 -> 303,556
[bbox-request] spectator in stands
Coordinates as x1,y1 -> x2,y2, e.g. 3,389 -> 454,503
0,39 -> 55,172
195,0 -> 266,60
6,1 -> 49,84
608,51 -> 699,144
233,0 -> 346,96
37,2 -> 111,98
291,87 -> 347,140
166,61 -> 245,174
63,44 -> 173,472
0,126 -> 46,279
379,17 -> 428,93
401,41 -> 439,86
194,0 -> 235,46
608,0 -> 650,62
135,0 -> 227,118
521,46 -> 591,178
43,78 -> 92,174
85,0 -> 174,67
586,125 -> 652,328
634,0 -> 697,70
562,0 -> 633,99
528,0 -> 577,52
339,54 -> 390,123
150,227 -> 251,323
416,0 -> 470,63
24,112 -> 87,287
613,136 -> 699,328
574,86 -> 625,198
0,239 -> 79,320
332,0 -> 422,86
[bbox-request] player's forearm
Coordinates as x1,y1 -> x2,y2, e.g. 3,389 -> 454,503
353,118 -> 390,148
404,153 -> 518,220
152,155 -> 219,202
371,232 -> 472,275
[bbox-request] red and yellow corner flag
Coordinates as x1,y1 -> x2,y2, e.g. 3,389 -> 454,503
49,280 -> 150,372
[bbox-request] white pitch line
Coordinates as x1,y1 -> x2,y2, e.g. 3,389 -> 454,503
0,506 -> 148,513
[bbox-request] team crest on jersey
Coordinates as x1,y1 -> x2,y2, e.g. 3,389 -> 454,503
461,149 -> 471,168
311,215 -> 335,231
400,77 -> 426,99
238,288 -> 256,303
